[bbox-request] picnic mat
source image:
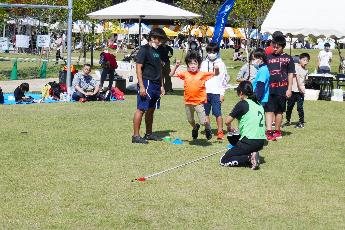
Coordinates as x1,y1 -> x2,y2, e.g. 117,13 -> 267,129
2,93 -> 123,105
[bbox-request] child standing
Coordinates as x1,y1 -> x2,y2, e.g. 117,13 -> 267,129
251,48 -> 270,135
132,28 -> 167,144
170,51 -> 218,140
266,34 -> 295,141
200,42 -> 229,140
284,53 -> 310,128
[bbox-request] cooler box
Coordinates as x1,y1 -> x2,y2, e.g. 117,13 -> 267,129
304,89 -> 320,101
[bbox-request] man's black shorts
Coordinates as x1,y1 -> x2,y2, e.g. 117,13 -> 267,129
264,94 -> 287,113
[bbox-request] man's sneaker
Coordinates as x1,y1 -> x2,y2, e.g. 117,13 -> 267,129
217,130 -> 224,140
192,123 -> 200,139
205,128 -> 212,140
282,120 -> 291,128
132,135 -> 149,144
250,152 -> 260,170
294,122 -> 304,129
144,133 -> 162,141
265,130 -> 276,141
273,130 -> 283,139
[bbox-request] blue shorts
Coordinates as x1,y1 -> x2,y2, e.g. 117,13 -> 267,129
204,93 -> 222,117
137,79 -> 161,110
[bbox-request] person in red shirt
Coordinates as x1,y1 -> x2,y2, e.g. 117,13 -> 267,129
170,51 -> 219,140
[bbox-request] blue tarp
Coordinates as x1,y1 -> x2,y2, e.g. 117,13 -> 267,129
2,93 -> 122,105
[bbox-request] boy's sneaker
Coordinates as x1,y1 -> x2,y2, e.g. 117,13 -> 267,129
265,130 -> 276,141
217,130 -> 224,140
294,122 -> 304,129
250,152 -> 260,170
132,136 -> 149,144
192,124 -> 200,139
273,130 -> 283,139
205,128 -> 212,140
144,133 -> 162,141
282,120 -> 291,128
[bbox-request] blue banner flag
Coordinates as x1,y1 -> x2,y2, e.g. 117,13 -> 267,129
212,0 -> 236,45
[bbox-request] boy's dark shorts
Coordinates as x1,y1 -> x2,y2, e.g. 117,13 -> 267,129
137,79 -> 161,110
264,94 -> 286,113
204,93 -> 222,117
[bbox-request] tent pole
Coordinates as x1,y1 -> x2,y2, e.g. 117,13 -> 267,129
66,0 -> 73,94
138,15 -> 144,47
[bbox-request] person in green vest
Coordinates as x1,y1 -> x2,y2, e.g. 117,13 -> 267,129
220,81 -> 267,170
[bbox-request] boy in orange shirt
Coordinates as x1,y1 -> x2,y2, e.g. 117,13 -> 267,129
170,51 -> 219,140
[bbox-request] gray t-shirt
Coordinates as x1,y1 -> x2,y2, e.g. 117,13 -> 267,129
237,63 -> 257,82
292,64 -> 308,93
72,72 -> 98,93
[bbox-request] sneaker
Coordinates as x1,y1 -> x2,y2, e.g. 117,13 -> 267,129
250,152 -> 260,170
273,130 -> 282,139
205,128 -> 212,140
294,122 -> 304,129
192,123 -> 200,139
132,135 -> 148,144
144,133 -> 162,141
282,120 -> 291,127
79,98 -> 87,103
265,130 -> 276,141
217,130 -> 224,140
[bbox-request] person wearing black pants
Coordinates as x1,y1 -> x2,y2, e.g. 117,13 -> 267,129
220,81 -> 267,170
283,53 -> 310,129
286,92 -> 304,125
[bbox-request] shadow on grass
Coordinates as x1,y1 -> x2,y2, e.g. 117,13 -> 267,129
281,130 -> 292,136
183,139 -> 213,146
154,130 -> 177,138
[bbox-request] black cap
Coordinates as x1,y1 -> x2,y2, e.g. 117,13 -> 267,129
272,31 -> 284,38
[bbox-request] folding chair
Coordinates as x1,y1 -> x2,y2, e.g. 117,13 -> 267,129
336,74 -> 345,89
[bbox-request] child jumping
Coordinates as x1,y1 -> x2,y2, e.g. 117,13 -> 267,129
200,42 -> 229,140
284,53 -> 310,128
170,51 -> 218,140
220,81 -> 266,170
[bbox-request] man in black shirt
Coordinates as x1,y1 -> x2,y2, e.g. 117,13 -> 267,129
157,43 -> 174,93
132,28 -> 167,144
266,34 -> 295,141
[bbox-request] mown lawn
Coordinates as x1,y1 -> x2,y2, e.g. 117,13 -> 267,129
0,89 -> 344,229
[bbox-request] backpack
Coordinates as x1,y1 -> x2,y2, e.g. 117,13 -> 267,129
111,87 -> 125,100
104,53 -> 118,69
48,81 -> 61,100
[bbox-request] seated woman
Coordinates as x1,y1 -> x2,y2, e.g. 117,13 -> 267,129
220,81 -> 267,170
72,64 -> 101,102
14,83 -> 34,103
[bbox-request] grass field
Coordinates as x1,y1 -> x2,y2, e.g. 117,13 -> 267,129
0,88 -> 344,229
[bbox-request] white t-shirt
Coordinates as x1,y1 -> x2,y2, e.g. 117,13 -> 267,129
318,50 -> 332,68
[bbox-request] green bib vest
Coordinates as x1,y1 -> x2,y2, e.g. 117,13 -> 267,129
239,99 -> 266,140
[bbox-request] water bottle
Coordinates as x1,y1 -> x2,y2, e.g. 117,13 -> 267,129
60,93 -> 64,101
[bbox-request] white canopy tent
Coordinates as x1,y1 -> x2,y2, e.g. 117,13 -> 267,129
88,0 -> 200,20
88,0 -> 200,46
128,23 -> 151,35
261,0 -> 345,38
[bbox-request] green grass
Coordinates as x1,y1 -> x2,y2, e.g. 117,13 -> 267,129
0,90 -> 344,229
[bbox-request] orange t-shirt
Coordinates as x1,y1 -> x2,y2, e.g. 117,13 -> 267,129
177,71 -> 214,105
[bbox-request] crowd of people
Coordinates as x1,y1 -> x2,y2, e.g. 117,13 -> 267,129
131,28 -> 313,171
